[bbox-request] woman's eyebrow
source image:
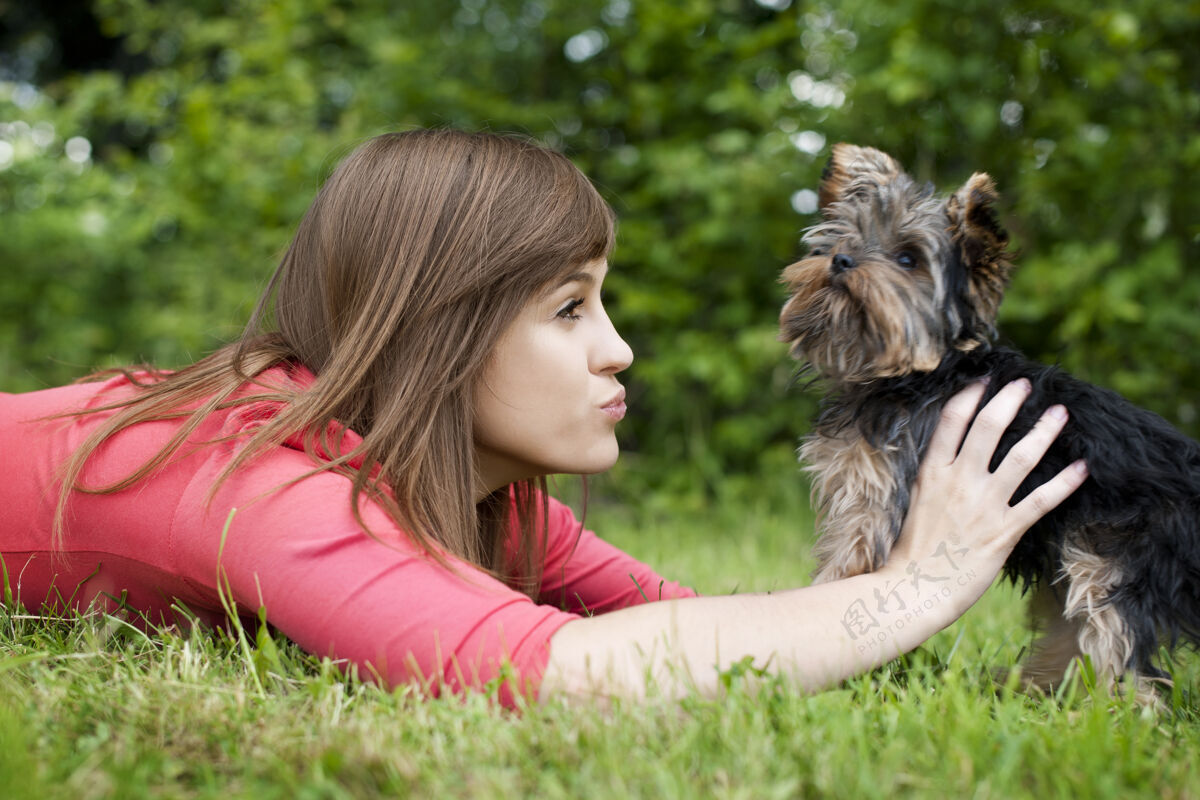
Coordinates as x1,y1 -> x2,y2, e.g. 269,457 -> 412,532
546,267 -> 610,295
541,263 -> 609,297
553,271 -> 595,289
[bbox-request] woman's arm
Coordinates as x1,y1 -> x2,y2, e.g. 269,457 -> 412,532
540,379 -> 1088,702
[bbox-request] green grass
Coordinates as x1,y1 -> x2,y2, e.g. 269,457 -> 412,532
4,484 -> 1200,799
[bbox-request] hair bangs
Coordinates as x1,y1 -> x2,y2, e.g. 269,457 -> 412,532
514,151 -> 615,299
565,163 -> 617,266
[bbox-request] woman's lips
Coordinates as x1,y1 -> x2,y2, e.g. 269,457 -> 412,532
602,401 -> 627,421
601,389 -> 627,421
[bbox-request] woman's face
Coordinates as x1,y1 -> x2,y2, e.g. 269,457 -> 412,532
473,259 -> 633,494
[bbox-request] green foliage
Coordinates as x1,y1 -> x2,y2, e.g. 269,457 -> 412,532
2,0 -> 1198,490
0,694 -> 51,800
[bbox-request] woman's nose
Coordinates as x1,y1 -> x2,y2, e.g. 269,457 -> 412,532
593,311 -> 634,374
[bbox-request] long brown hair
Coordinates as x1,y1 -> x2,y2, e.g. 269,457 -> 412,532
54,129 -> 616,594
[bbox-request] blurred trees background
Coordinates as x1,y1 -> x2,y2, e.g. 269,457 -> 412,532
2,0 -> 1198,497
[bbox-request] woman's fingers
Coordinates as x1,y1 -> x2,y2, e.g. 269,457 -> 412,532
955,378 -> 1032,470
1009,458 -> 1089,531
923,380 -> 988,467
957,382 -> 1088,529
989,404 -> 1069,491
923,377 -> 1087,515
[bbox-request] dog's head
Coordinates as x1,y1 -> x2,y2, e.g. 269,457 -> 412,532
779,143 -> 1014,383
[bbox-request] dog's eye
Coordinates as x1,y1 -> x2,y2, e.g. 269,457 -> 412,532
896,251 -> 918,270
809,247 -> 826,257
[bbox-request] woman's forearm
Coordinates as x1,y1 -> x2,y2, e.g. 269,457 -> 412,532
540,538 -> 991,702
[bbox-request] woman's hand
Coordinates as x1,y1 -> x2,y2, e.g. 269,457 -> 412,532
886,378 -> 1089,615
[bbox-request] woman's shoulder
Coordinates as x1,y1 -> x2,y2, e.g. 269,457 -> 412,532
0,373 -> 140,419
0,363 -> 319,452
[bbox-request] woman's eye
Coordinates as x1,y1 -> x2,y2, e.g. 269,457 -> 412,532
556,299 -> 584,321
896,251 -> 918,270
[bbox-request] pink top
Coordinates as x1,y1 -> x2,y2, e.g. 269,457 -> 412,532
0,368 -> 695,705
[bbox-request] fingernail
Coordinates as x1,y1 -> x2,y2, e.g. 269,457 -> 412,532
1045,404 -> 1068,422
1073,459 -> 1089,477
1016,378 -> 1032,394
977,375 -> 992,386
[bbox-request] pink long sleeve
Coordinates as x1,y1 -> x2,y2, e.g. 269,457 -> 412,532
0,371 -> 693,705
535,499 -> 697,615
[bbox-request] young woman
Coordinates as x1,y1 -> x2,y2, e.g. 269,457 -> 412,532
0,130 -> 1086,705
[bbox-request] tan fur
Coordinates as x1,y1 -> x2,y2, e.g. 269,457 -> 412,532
1059,542 -> 1135,678
779,255 -> 946,381
819,143 -> 904,210
850,266 -> 946,375
1015,541 -> 1163,705
802,428 -> 897,583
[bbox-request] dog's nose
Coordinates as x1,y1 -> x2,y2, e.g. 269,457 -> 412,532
831,253 -> 857,274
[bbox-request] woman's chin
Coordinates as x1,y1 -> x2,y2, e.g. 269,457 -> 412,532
568,442 -> 621,477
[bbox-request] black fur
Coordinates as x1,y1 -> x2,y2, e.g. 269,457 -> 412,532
815,344 -> 1200,675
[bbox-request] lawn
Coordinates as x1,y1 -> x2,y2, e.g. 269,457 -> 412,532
3,478 -> 1199,799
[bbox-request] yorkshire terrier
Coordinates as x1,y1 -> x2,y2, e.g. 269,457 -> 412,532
779,143 -> 1200,698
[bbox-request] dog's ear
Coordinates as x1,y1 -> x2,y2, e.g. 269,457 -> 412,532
946,172 -> 1014,331
819,143 -> 905,211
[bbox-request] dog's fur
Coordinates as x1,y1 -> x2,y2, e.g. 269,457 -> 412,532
779,143 -> 1200,694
